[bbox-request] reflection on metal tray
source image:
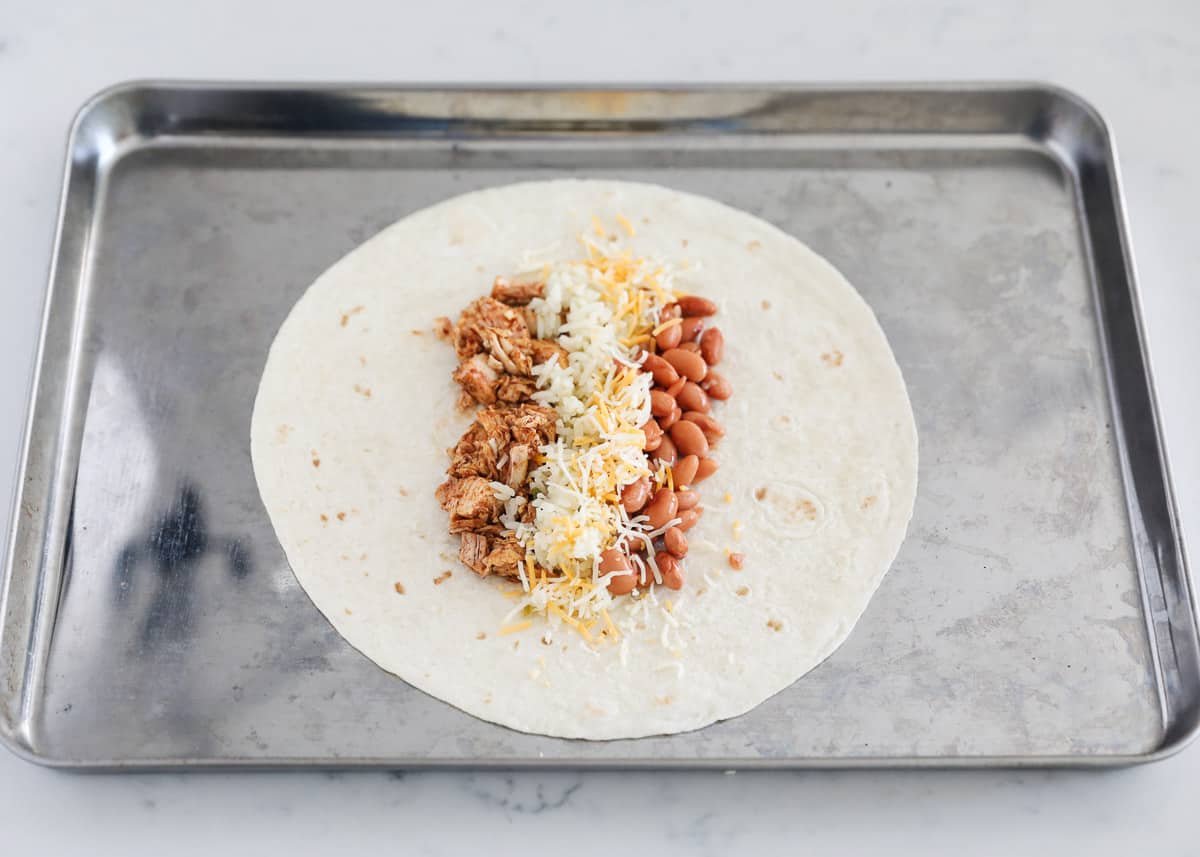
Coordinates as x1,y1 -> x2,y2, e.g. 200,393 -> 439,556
1,84 -> 1195,769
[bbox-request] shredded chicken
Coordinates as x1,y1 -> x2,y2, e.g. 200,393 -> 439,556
452,296 -> 529,361
436,280 -> 564,580
459,532 -> 489,574
481,531 -> 526,578
446,296 -> 566,406
435,475 -> 502,534
436,403 -> 556,579
452,354 -> 500,405
491,276 -> 545,306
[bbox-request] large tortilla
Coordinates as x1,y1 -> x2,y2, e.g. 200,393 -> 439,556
251,180 -> 917,739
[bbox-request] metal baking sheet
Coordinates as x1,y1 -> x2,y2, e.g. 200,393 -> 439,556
1,84 -> 1195,769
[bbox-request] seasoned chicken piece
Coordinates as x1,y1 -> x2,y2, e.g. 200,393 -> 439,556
496,375 -> 538,403
502,444 -> 531,490
436,475 -> 502,533
441,404 -> 555,499
459,532 -> 489,575
508,403 -> 557,449
453,354 -> 499,405
452,297 -> 529,361
530,338 -> 568,368
491,276 -> 545,306
481,327 -> 533,375
482,531 -> 526,578
433,316 -> 454,340
446,422 -> 498,480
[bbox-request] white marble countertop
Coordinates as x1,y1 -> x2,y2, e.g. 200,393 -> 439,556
2,0 -> 1198,852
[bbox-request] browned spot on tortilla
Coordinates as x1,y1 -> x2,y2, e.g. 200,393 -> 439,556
475,631 -> 486,640
656,695 -> 674,705
681,238 -> 689,248
729,552 -> 746,570
754,486 -> 768,501
398,486 -> 408,497
434,571 -> 452,585
747,240 -> 762,251
276,424 -> 292,443
767,619 -> 783,632
772,371 -> 784,381
512,641 -> 519,651
799,499 -> 818,520
761,300 -> 771,310
778,414 -> 791,424
410,329 -> 424,336
736,586 -> 750,597
339,305 -> 365,327
358,355 -> 367,366
861,495 -> 877,510
821,348 -> 844,367
352,384 -> 373,398
336,511 -> 346,522
642,216 -> 651,224
319,514 -> 328,524
695,586 -> 708,596
393,582 -> 405,594
311,457 -> 320,468
344,608 -> 353,616
360,552 -> 368,560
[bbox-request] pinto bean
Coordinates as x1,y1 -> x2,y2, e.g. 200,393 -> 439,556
645,489 -> 679,529
620,476 -> 651,514
676,295 -> 717,317
669,420 -> 709,458
661,348 -> 707,382
676,381 -> 709,413
664,527 -> 688,558
699,327 -> 724,365
672,454 -> 699,487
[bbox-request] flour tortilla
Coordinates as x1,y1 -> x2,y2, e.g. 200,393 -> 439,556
251,180 -> 917,739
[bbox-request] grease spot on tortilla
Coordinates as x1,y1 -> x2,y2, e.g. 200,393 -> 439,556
761,482 -> 826,538
339,305 -> 364,327
821,348 -> 844,367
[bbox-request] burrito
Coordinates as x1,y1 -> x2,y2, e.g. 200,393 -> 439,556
251,179 -> 917,739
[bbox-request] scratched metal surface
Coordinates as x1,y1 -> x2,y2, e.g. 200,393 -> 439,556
1,86 -> 1195,768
